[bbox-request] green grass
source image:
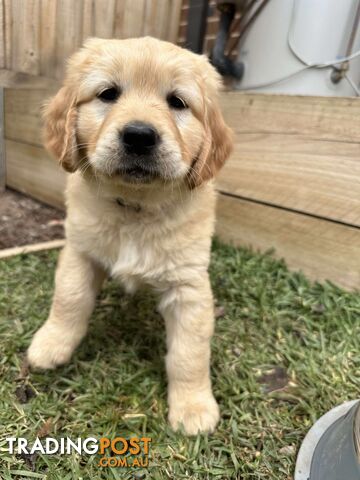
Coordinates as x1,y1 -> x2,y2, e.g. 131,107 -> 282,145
0,241 -> 359,479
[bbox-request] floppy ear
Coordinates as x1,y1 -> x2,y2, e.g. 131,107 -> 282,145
188,89 -> 233,188
43,86 -> 79,173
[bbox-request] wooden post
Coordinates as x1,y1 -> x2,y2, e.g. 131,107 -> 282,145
0,88 -> 5,192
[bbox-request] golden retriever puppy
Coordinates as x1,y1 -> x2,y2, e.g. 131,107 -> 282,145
27,37 -> 233,435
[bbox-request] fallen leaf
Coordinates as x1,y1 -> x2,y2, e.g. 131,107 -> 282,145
37,419 -> 53,438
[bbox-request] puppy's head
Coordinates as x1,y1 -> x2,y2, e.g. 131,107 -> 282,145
44,37 -> 232,189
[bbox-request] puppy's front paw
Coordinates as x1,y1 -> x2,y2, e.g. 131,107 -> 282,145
27,323 -> 75,370
169,393 -> 220,435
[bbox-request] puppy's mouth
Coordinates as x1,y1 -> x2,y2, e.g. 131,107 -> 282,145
111,151 -> 164,183
116,165 -> 160,184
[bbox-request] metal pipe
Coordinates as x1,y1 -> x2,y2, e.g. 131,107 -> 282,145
331,0 -> 360,83
186,0 -> 210,53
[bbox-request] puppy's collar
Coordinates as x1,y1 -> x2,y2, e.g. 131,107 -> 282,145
116,197 -> 141,213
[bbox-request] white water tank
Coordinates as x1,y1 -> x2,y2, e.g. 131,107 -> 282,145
236,0 -> 360,96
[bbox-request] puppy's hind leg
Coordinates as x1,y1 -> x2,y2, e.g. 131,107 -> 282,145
27,244 -> 106,369
159,275 -> 220,435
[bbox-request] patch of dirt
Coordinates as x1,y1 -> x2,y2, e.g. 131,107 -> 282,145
0,189 -> 65,249
18,451 -> 38,471
258,366 -> 290,394
15,383 -> 36,404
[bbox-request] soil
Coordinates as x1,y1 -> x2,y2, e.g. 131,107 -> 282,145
0,189 -> 65,249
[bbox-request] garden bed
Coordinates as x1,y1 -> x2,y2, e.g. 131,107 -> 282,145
0,189 -> 64,249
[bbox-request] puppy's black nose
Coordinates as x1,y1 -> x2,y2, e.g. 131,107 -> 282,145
122,122 -> 158,155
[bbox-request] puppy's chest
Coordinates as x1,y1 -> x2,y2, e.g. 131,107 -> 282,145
86,216 -> 184,289
111,232 -> 168,285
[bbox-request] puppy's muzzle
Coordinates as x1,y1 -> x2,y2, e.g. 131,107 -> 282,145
122,122 -> 159,156
117,121 -> 161,182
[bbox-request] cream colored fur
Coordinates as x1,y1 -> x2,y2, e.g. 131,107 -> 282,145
27,37 -> 233,435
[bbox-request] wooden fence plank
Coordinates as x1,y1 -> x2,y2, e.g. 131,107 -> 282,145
39,0 -> 58,77
4,88 -> 57,145
218,133 -> 360,227
3,0 -> 12,69
11,0 -> 41,76
122,0 -> 146,38
0,70 -> 56,88
216,194 -> 360,291
143,0 -> 158,38
94,0 -> 115,38
168,0 -> 183,43
5,139 -> 66,208
0,1 -> 5,69
82,0 -> 95,40
155,0 -> 171,40
220,92 -> 360,143
54,0 -> 84,79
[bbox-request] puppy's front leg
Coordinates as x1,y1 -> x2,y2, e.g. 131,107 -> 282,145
159,275 -> 219,435
27,244 -> 106,369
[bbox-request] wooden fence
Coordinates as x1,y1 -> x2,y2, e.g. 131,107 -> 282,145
217,93 -> 360,291
0,0 -> 182,82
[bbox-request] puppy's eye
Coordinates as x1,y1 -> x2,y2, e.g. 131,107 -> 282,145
167,94 -> 188,110
97,87 -> 120,102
